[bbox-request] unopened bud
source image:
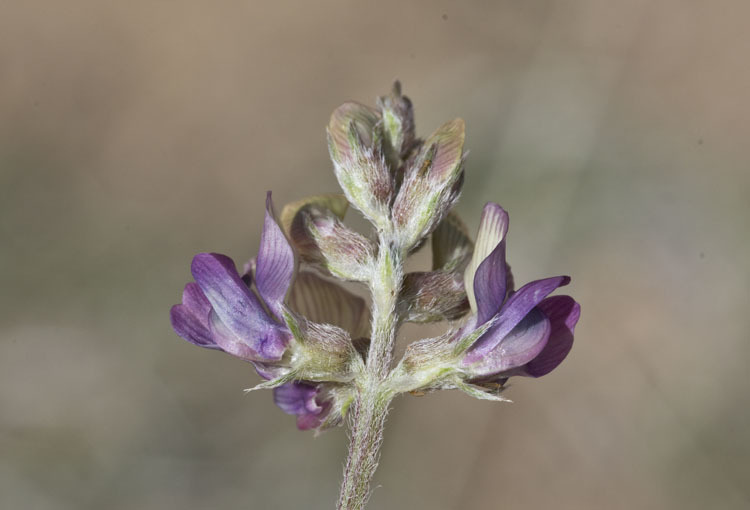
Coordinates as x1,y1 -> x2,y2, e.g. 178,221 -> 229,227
399,271 -> 469,323
280,194 -> 349,260
392,118 -> 465,250
327,102 -> 393,226
377,81 -> 417,167
283,311 -> 360,383
304,209 -> 375,281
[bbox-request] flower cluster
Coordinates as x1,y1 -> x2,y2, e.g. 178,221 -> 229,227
170,83 -> 580,433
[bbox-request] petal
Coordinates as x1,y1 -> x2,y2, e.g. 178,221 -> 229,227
182,282 -> 211,320
208,309 -> 287,361
466,275 -> 570,361
421,118 -> 465,182
252,361 -> 286,381
169,304 -> 219,349
191,252 -> 280,350
522,295 -> 580,377
464,203 -> 508,320
296,400 -> 332,431
255,192 -> 296,319
287,270 -> 370,338
462,307 -> 551,376
431,210 -> 473,272
273,382 -> 322,416
327,102 -> 380,161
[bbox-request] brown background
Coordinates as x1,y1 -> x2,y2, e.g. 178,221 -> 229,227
2,1 -> 749,509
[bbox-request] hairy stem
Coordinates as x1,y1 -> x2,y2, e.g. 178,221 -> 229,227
337,235 -> 402,510
337,388 -> 392,509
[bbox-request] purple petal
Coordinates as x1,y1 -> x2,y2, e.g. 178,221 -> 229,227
252,362 -> 286,381
466,275 -> 570,362
207,309 -> 287,361
170,304 -> 219,349
255,192 -> 296,319
522,295 -> 580,377
296,401 -> 332,430
182,282 -> 211,318
207,309 -> 260,360
169,283 -> 220,349
273,382 -> 322,416
462,307 -> 551,376
191,253 -> 287,359
473,235 -> 508,325
464,203 -> 508,322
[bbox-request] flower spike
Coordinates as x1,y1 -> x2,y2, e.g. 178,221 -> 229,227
169,83 -> 581,506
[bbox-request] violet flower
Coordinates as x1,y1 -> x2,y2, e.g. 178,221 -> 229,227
170,192 -> 294,372
273,381 -> 333,431
457,202 -> 580,386
170,192 -> 371,430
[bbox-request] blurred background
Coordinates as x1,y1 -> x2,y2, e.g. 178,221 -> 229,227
2,1 -> 749,509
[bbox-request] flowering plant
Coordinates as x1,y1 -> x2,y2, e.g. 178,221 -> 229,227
170,83 -> 580,509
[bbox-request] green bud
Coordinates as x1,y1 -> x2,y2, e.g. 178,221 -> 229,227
327,102 -> 393,227
392,119 -> 466,250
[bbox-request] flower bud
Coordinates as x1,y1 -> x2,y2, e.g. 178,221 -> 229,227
398,271 -> 469,323
273,381 -> 355,433
302,208 -> 375,281
377,81 -> 417,167
280,194 -> 349,261
273,382 -> 334,431
283,311 -> 361,383
327,102 -> 393,227
392,119 -> 465,250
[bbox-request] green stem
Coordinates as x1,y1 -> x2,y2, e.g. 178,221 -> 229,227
337,236 -> 402,510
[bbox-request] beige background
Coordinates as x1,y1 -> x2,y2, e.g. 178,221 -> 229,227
2,1 -> 749,509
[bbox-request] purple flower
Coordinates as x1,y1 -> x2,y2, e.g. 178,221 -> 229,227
458,202 -> 580,381
273,382 -> 334,431
170,192 -> 295,367
170,192 -> 370,430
